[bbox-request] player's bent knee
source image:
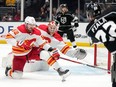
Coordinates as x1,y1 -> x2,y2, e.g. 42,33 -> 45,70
12,71 -> 23,79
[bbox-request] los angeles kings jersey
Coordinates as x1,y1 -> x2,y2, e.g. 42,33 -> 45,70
86,6 -> 116,54
55,12 -> 78,31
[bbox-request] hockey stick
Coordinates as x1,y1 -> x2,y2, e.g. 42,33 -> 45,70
60,57 -> 111,72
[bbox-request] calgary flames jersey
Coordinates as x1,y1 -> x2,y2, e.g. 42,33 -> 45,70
37,24 -> 71,54
6,24 -> 49,56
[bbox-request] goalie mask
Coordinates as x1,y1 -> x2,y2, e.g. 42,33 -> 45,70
48,21 -> 57,35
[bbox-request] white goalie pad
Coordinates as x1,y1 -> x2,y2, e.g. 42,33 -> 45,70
24,60 -> 49,72
2,53 -> 49,72
2,52 -> 13,68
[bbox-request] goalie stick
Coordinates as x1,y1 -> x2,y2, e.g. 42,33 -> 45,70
60,57 -> 111,73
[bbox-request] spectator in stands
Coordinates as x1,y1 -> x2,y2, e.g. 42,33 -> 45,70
74,8 -> 88,22
2,11 -> 13,21
13,10 -> 21,21
42,0 -> 50,21
52,7 -> 57,20
6,0 -> 16,7
7,10 -> 13,21
2,13 -> 8,21
39,7 -> 47,21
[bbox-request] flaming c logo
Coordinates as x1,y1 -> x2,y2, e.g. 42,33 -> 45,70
42,36 -> 51,43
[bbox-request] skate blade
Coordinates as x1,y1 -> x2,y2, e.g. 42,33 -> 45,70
61,72 -> 71,82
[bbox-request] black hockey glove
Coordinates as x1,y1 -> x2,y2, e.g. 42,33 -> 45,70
74,23 -> 79,27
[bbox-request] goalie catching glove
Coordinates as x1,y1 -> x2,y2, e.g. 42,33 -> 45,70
71,48 -> 87,60
17,38 -> 36,50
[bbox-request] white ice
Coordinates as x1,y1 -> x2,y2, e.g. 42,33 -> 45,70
0,44 -> 112,87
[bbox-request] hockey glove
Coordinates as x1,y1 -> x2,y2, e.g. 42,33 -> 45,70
72,48 -> 87,60
17,38 -> 36,50
74,23 -> 79,27
50,48 -> 60,60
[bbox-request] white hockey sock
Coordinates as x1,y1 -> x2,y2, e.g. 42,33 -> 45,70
51,62 -> 60,70
72,41 -> 77,47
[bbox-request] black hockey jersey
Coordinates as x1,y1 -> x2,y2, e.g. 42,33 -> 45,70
86,6 -> 116,54
55,12 -> 78,31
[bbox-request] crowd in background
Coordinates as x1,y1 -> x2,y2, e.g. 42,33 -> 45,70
0,0 -> 116,22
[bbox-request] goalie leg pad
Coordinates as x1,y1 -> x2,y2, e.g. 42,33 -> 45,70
24,60 -> 49,72
2,52 -> 13,68
11,70 -> 23,79
6,66 -> 23,79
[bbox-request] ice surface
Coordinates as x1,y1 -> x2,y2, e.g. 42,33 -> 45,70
0,44 -> 112,87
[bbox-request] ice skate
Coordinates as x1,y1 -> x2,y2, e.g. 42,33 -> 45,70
57,68 -> 70,82
5,66 -> 11,76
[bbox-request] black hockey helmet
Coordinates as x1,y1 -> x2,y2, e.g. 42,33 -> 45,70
59,4 -> 68,13
86,1 -> 101,21
60,4 -> 68,8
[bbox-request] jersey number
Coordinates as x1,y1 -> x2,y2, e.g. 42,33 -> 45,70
95,21 -> 116,42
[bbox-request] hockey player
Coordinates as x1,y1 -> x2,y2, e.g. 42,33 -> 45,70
2,21 -> 86,73
37,21 -> 87,60
86,5 -> 116,87
55,4 -> 79,48
4,16 -> 70,80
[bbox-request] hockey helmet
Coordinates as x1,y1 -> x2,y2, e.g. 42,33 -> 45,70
25,16 -> 36,25
60,4 -> 67,8
86,2 -> 101,21
60,4 -> 68,13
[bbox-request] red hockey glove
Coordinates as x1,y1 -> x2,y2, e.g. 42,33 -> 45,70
17,38 -> 36,50
50,48 -> 60,60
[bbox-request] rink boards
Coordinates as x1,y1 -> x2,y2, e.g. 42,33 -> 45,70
0,22 -> 104,47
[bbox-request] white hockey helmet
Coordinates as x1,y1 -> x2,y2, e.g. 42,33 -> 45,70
25,16 -> 36,25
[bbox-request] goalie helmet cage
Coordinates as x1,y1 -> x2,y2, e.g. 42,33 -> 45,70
93,44 -> 111,74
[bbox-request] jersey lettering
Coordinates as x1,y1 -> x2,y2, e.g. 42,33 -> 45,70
91,18 -> 107,33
